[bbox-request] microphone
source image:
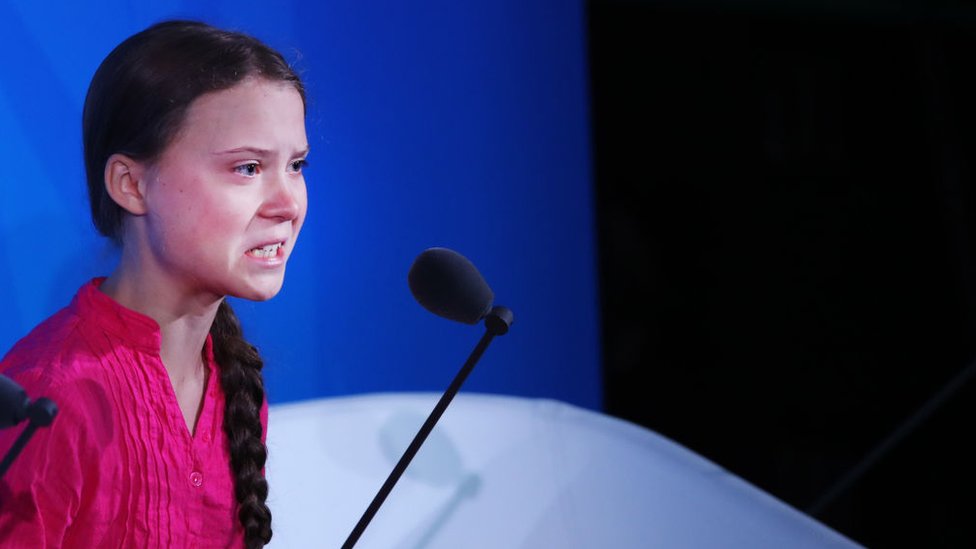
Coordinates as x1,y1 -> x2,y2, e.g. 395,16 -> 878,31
408,247 -> 494,325
342,248 -> 513,549
408,247 -> 513,335
0,374 -> 58,479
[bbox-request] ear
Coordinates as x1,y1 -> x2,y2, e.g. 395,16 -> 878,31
104,153 -> 150,216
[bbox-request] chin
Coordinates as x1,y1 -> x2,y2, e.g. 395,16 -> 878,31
243,290 -> 282,302
234,277 -> 286,302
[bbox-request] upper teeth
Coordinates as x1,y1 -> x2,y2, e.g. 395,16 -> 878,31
251,243 -> 282,258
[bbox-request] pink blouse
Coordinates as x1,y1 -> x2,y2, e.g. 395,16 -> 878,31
0,279 -> 267,548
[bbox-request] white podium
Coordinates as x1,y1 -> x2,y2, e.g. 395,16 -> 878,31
265,393 -> 859,548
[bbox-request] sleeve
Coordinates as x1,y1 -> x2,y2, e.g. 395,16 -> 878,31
0,371 -> 98,548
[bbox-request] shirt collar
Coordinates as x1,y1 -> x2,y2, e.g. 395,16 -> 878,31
75,278 -> 217,362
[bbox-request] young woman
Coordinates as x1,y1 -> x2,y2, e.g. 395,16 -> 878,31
0,20 -> 308,548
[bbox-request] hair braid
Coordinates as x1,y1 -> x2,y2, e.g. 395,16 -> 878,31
210,300 -> 272,548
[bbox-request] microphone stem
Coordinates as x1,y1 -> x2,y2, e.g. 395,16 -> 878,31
342,329 -> 497,549
0,421 -> 41,479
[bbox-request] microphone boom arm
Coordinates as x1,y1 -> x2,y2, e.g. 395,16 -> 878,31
341,305 -> 513,549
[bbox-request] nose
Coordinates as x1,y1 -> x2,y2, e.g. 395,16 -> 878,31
261,173 -> 304,221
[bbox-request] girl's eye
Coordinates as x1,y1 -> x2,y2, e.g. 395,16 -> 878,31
290,159 -> 308,173
235,162 -> 260,177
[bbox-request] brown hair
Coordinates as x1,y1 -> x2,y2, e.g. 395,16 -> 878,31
83,20 -> 305,548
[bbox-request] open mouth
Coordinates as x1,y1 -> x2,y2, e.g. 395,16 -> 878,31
247,242 -> 283,258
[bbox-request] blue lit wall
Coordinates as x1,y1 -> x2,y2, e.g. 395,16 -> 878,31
0,0 -> 600,409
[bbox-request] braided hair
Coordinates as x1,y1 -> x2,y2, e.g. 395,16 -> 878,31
83,20 -> 306,548
211,301 -> 272,547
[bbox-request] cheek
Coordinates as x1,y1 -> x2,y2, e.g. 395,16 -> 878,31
152,176 -> 208,222
293,187 -> 309,239
298,187 -> 309,221
195,199 -> 253,244
153,186 -> 248,247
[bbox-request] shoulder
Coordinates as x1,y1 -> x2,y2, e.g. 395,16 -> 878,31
0,302 -> 116,444
0,302 -> 113,479
0,303 -> 117,483
1,306 -> 103,391
0,304 -> 120,453
1,279 -> 125,393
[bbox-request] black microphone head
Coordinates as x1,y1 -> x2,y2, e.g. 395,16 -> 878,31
408,248 -> 494,324
0,374 -> 30,429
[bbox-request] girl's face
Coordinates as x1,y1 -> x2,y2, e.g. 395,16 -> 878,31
139,77 -> 308,303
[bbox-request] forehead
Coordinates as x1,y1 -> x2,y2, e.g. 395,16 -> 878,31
173,78 -> 307,152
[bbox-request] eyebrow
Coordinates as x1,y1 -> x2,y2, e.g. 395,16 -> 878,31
213,146 -> 310,157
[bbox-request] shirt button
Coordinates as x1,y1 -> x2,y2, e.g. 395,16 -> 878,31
190,471 -> 204,487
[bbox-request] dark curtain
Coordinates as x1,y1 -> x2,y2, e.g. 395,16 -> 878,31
591,2 -> 976,546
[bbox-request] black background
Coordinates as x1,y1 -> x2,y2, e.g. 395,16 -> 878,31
591,1 -> 976,546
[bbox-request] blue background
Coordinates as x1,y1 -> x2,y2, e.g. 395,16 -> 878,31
0,0 -> 600,409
